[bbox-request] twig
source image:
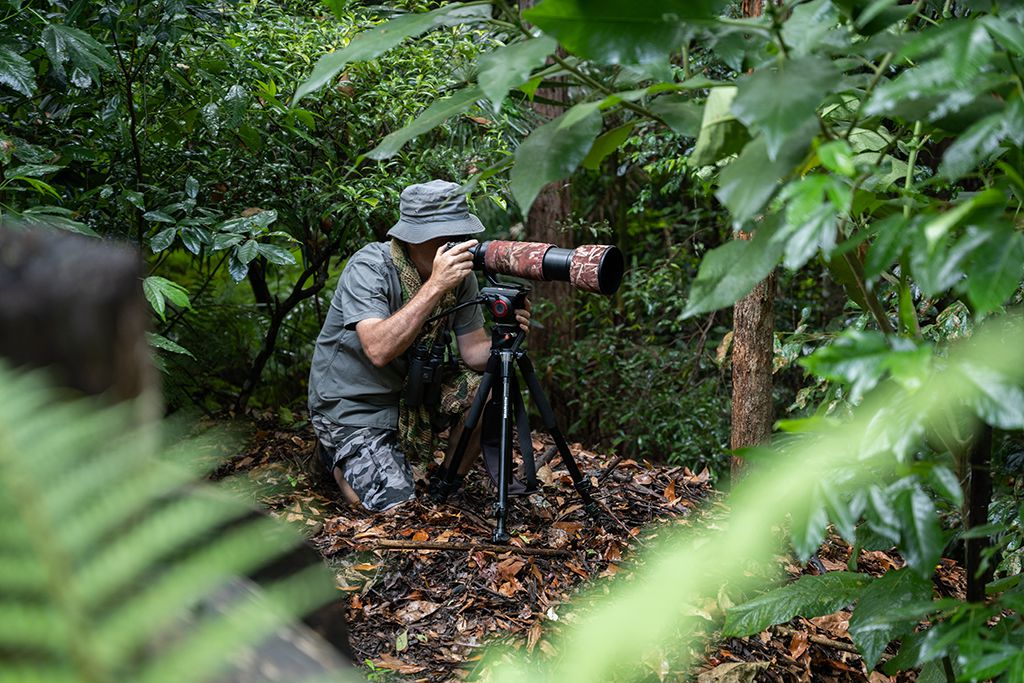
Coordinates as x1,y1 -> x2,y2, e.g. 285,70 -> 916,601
771,625 -> 889,660
372,539 -> 571,557
597,455 -> 623,484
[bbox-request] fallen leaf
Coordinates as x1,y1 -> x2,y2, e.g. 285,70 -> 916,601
351,563 -> 380,572
526,621 -> 542,653
395,629 -> 408,653
697,662 -> 769,683
395,600 -> 442,624
372,653 -> 426,674
664,480 -> 676,502
810,611 -> 851,639
497,558 -> 525,581
788,630 -> 809,660
412,529 -> 429,542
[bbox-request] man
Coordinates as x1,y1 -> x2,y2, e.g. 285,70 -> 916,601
308,180 -> 529,512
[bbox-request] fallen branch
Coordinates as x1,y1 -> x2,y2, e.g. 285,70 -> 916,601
772,625 -> 889,660
372,539 -> 571,557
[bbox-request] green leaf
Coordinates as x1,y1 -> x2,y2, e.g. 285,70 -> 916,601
366,85 -> 483,160
940,98 -> 1024,180
292,4 -> 483,104
723,572 -> 872,637
237,240 -> 259,265
212,233 -> 243,251
864,215 -> 910,280
682,222 -> 785,318
731,57 -> 838,161
509,102 -> 602,216
817,140 -> 856,177
255,243 -> 296,266
321,0 -> 348,20
774,175 -> 840,270
958,362 -> 1024,430
41,24 -> 115,87
895,484 -> 944,578
790,492 -> 828,560
178,227 -> 207,255
715,127 -> 813,225
866,24 -> 994,120
911,224 -> 991,298
184,176 -> 199,201
927,465 -> 962,507
981,15 -> 1024,56
849,569 -> 932,668
143,210 -> 175,224
0,46 -> 35,97
228,255 -> 249,283
966,225 -> 1024,316
477,36 -> 557,112
4,164 -> 63,179
145,332 -> 195,359
688,87 -> 748,166
522,0 -> 726,65
582,122 -> 635,170
142,277 -> 191,321
800,331 -> 931,401
148,227 -> 177,253
124,190 -> 145,211
647,98 -> 701,137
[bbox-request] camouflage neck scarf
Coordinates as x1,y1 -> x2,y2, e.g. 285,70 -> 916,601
390,239 -> 482,464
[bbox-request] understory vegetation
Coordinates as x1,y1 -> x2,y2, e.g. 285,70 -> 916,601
3,0 -> 1024,680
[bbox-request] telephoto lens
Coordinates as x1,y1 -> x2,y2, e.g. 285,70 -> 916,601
469,241 -> 624,295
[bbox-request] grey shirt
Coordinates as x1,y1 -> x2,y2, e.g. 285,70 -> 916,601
308,242 -> 485,429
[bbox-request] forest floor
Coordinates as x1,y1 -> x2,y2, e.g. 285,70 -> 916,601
217,419 -> 966,682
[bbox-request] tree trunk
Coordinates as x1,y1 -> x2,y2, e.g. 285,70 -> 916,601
965,424 -> 994,602
0,225 -> 157,423
730,252 -> 776,480
731,0 -> 774,483
519,0 -> 576,424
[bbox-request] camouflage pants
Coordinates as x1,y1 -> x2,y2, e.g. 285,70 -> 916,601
310,414 -> 415,512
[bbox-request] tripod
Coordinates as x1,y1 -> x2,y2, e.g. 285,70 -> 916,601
430,283 -> 599,543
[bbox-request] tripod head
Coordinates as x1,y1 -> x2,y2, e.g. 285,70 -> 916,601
478,283 -> 529,326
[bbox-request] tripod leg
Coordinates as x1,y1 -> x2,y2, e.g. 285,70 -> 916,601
492,350 -> 515,544
431,360 -> 496,501
516,355 -> 599,516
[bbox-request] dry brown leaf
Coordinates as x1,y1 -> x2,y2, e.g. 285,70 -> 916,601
810,611 -> 851,639
351,563 -> 380,572
497,558 -> 525,581
411,529 -> 429,542
372,653 -> 426,674
526,621 -> 542,654
395,600 -> 442,624
664,480 -> 677,502
788,630 -> 809,660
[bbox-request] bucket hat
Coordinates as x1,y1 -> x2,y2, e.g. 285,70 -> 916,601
386,180 -> 485,244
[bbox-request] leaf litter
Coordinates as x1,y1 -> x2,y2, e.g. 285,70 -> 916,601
217,421 -> 966,682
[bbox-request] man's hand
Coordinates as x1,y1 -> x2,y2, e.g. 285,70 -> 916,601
516,296 -> 532,334
426,239 -> 477,294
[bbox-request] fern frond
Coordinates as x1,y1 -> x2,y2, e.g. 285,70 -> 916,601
0,363 -> 352,682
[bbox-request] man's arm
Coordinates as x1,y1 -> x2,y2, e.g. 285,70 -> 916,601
355,241 -> 476,368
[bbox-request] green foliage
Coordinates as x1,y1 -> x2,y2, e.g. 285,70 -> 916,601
723,572 -> 872,637
304,1 -> 1024,676
0,363 -> 342,682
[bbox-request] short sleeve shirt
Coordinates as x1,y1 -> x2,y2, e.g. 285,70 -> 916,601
308,242 -> 484,429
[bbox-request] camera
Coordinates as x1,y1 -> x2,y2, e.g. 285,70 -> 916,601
443,239 -> 624,295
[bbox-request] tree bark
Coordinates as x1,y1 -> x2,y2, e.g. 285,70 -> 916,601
730,254 -> 776,480
731,0 -> 775,483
